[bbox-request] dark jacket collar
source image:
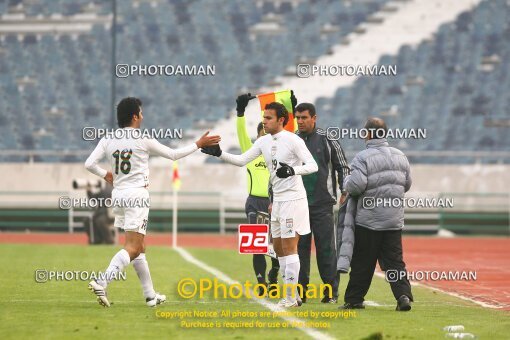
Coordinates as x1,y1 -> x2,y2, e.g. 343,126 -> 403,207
297,126 -> 318,137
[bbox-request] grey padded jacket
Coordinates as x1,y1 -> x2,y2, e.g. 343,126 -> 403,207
336,196 -> 357,273
343,138 -> 412,231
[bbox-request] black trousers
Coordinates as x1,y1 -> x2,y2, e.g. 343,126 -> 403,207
298,204 -> 340,297
245,195 -> 278,282
344,225 -> 413,304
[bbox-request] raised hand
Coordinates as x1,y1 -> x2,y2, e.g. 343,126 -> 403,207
236,93 -> 256,117
196,131 -> 221,148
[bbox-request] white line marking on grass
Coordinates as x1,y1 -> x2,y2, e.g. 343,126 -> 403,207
374,272 -> 505,309
175,247 -> 335,340
25,299 -> 474,308
9,299 -> 242,305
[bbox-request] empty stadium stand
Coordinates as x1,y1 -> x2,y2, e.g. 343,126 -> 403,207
0,0 -> 508,163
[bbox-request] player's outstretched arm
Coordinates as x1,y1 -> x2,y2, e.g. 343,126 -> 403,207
236,93 -> 257,151
236,116 -> 252,152
147,130 -> 220,161
201,143 -> 262,167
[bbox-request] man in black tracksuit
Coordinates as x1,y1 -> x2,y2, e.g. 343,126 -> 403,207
295,103 -> 350,303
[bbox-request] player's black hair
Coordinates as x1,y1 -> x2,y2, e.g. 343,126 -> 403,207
117,97 -> 142,128
257,122 -> 264,135
364,117 -> 388,139
265,102 -> 289,126
295,103 -> 316,117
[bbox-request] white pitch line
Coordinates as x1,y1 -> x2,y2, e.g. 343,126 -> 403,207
10,299 -> 249,305
175,247 -> 335,340
373,272 -> 505,309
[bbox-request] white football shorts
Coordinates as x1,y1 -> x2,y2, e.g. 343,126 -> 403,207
112,187 -> 150,235
270,198 -> 310,239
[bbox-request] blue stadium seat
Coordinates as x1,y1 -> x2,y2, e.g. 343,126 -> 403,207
1,0 -> 508,164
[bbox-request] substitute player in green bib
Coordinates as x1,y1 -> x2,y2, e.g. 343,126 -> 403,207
235,93 -> 279,295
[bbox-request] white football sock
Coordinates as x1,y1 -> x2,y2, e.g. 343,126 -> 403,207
284,254 -> 300,303
132,253 -> 156,299
97,249 -> 130,288
278,256 -> 286,285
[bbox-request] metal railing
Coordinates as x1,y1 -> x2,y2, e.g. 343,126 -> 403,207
0,190 -> 245,234
438,192 -> 510,234
0,191 -> 508,235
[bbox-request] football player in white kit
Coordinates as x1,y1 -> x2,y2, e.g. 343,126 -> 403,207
201,102 -> 318,307
85,97 -> 220,307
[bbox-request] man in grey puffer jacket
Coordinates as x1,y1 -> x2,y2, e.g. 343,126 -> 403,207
342,117 -> 414,312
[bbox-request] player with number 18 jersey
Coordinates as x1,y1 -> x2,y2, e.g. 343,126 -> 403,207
85,128 -> 198,235
85,97 -> 220,309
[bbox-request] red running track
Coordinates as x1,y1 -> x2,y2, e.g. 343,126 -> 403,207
401,237 -> 510,310
1,232 -> 508,310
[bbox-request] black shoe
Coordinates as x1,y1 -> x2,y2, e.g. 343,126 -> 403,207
267,283 -> 279,296
321,286 -> 337,303
321,296 -> 338,304
257,283 -> 267,297
396,295 -> 411,311
267,268 -> 279,285
341,302 -> 365,309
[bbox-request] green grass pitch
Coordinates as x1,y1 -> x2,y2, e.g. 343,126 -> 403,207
0,243 -> 508,339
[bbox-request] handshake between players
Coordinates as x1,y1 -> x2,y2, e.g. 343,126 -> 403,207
85,95 -> 316,309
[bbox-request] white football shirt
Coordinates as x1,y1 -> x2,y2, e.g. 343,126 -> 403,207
85,127 -> 198,189
220,129 -> 318,201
